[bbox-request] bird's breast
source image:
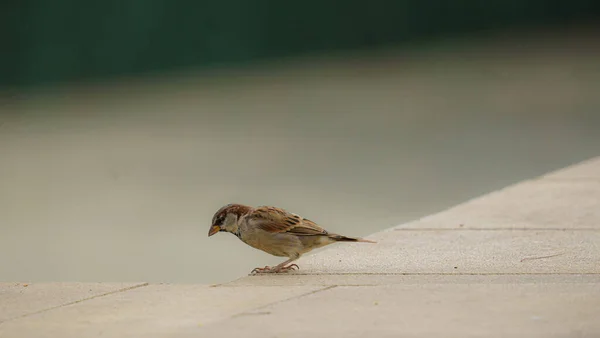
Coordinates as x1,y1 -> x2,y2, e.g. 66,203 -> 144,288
238,229 -> 301,258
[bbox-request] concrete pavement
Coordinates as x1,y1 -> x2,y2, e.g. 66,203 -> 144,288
1,157 -> 599,337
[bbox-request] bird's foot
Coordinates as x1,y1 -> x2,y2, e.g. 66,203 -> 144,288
250,264 -> 299,274
251,266 -> 272,274
270,264 -> 300,273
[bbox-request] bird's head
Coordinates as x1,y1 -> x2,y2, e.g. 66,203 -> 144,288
208,204 -> 252,236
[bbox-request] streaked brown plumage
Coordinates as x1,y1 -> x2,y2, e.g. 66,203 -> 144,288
208,203 -> 375,273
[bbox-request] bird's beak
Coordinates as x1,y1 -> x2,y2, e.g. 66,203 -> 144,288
208,225 -> 221,237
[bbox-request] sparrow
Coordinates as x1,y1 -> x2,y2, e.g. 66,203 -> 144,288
208,203 -> 375,273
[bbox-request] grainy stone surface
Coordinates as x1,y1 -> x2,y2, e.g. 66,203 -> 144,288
0,283 -> 145,323
0,284 -> 322,338
399,180 -> 600,230
194,282 -> 600,338
542,157 -> 600,180
294,230 -> 600,274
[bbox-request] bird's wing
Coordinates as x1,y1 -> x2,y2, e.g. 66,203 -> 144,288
247,206 -> 328,236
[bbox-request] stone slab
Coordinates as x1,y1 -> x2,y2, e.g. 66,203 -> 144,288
542,157 -> 600,180
0,282 -> 145,323
401,180 -> 600,229
193,282 -> 600,338
294,230 -> 600,274
0,284 -> 322,338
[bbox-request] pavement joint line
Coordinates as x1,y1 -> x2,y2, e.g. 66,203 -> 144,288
221,281 -> 598,287
230,285 -> 337,318
217,273 -> 600,287
208,273 -> 270,287
0,282 -> 150,325
253,272 -> 600,276
520,252 -> 567,262
393,228 -> 600,231
217,272 -> 600,282
208,276 -> 247,288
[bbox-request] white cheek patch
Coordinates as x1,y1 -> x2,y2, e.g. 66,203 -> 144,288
224,213 -> 238,227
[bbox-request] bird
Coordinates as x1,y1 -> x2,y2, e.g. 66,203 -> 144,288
208,203 -> 376,274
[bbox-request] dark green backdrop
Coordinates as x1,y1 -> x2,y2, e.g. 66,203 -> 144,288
2,0 -> 599,88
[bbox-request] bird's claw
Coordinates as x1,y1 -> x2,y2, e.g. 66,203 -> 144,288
280,264 -> 300,272
250,264 -> 300,274
251,266 -> 271,274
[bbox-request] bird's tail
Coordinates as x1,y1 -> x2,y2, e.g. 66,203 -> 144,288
330,234 -> 376,243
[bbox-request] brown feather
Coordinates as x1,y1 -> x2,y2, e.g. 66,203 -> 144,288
247,206 -> 329,236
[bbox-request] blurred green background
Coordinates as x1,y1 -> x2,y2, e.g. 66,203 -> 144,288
3,0 -> 599,88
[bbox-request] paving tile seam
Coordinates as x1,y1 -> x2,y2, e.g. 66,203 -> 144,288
221,282 -> 599,288
218,273 -> 600,285
0,282 -> 150,325
249,272 -> 600,276
193,285 -> 338,330
231,285 -> 337,318
392,228 -> 600,231
208,276 -> 249,288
